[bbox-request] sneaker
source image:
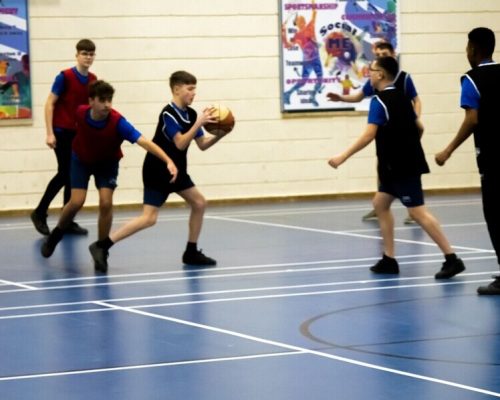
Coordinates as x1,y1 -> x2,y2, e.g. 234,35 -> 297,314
41,236 -> 58,258
362,209 -> 378,221
370,256 -> 399,274
434,257 -> 465,279
65,221 -> 88,235
404,215 -> 417,225
31,210 -> 49,235
477,276 -> 500,295
89,242 -> 108,273
182,249 -> 216,266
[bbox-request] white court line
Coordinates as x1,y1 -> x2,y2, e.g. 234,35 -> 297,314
0,350 -> 305,382
0,279 -> 36,290
0,255 -> 496,294
0,270 -> 494,313
0,197 -> 482,231
89,301 -> 500,397
210,216 -> 492,253
12,250 -> 489,286
0,277 -> 494,321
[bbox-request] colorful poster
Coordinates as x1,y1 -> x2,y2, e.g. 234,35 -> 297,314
0,0 -> 31,121
280,0 -> 398,112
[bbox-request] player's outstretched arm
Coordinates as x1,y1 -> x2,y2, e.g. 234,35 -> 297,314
327,90 -> 364,103
137,136 -> 178,182
328,124 -> 377,168
435,108 -> 477,166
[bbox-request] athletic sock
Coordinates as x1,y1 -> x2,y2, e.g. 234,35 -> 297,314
48,226 -> 64,244
97,237 -> 114,251
186,242 -> 197,253
445,253 -> 457,262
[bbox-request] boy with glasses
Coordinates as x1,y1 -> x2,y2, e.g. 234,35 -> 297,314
31,39 -> 97,236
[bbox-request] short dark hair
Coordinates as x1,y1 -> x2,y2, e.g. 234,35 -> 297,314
76,39 -> 96,52
468,27 -> 495,57
89,80 -> 114,100
374,41 -> 395,54
169,70 -> 197,90
376,56 -> 399,80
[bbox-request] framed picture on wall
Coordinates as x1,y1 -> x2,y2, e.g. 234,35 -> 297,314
279,0 -> 398,113
0,0 -> 32,124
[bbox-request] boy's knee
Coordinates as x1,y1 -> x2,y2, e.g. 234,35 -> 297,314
192,196 -> 207,211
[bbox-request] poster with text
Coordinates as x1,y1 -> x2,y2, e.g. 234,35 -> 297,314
280,0 -> 398,112
0,0 -> 31,122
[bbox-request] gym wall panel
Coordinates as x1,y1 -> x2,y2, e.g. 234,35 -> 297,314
0,0 -> 495,211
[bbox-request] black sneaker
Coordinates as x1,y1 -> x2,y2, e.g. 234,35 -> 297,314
41,236 -> 58,258
89,242 -> 108,273
31,210 -> 49,235
182,249 -> 216,266
477,276 -> 500,295
434,258 -> 465,279
370,256 -> 399,274
65,221 -> 88,235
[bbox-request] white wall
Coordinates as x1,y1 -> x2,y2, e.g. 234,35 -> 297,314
1,0 -> 499,211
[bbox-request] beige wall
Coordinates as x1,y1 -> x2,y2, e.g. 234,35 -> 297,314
1,0 -> 499,211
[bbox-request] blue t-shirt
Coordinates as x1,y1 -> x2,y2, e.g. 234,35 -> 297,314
85,109 -> 141,143
362,71 -> 418,100
51,67 -> 91,96
368,86 -> 416,126
163,102 -> 203,141
459,60 -> 493,109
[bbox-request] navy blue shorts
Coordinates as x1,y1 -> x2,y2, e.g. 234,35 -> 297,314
378,175 -> 425,208
143,173 -> 195,207
70,156 -> 119,190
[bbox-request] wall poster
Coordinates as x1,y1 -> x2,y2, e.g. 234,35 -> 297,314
0,0 -> 31,123
280,0 -> 398,112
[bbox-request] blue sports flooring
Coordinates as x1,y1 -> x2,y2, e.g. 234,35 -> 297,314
1,193 -> 500,399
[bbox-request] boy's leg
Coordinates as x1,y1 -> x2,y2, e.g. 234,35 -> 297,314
370,191 -> 399,274
109,204 -> 160,244
97,187 -> 114,240
41,189 -> 87,258
407,206 -> 452,254
90,188 -> 163,273
373,191 -> 395,257
408,206 -> 465,279
178,186 -> 207,244
178,186 -> 215,266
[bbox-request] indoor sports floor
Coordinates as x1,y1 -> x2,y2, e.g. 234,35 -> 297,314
1,193 -> 500,399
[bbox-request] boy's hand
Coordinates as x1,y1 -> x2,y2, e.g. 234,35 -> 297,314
167,160 -> 178,183
435,150 -> 450,166
199,107 -> 217,126
46,132 -> 57,149
326,92 -> 341,102
328,155 -> 345,169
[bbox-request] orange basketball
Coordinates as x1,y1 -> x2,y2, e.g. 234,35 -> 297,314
204,104 -> 235,136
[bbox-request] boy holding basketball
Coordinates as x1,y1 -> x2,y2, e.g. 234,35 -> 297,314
40,80 -> 178,271
328,57 -> 465,278
88,70 -> 228,271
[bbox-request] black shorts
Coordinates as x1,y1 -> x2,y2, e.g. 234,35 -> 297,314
378,175 -> 424,207
143,173 -> 194,207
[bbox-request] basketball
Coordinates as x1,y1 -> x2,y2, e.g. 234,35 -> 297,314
204,104 -> 235,136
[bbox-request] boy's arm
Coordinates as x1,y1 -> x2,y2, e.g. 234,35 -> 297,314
328,123 -> 377,168
195,130 -> 228,151
172,107 -> 215,151
44,92 -> 58,149
136,136 -> 178,182
327,90 -> 365,103
435,108 -> 477,166
412,95 -> 422,118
